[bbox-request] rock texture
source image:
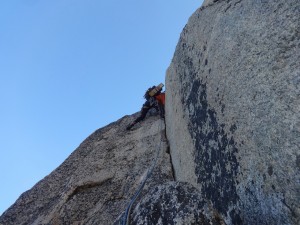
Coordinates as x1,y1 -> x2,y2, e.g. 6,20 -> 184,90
132,181 -> 225,225
0,114 -> 174,225
1,1 -> 299,224
166,0 -> 300,224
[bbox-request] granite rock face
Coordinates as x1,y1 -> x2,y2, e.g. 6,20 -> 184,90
166,0 -> 300,224
0,114 -> 174,225
132,181 -> 225,225
1,0 -> 299,224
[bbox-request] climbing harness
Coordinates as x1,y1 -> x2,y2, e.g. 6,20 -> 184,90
122,118 -> 164,225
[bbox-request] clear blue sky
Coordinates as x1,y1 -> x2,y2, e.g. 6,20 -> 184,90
0,0 -> 203,214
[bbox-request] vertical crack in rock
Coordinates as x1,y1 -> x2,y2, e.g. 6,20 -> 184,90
163,119 -> 176,181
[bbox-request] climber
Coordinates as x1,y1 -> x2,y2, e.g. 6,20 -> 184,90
126,83 -> 165,130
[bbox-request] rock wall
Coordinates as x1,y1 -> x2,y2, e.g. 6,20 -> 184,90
166,0 -> 300,224
0,114 -> 174,225
1,1 -> 299,224
132,181 -> 225,225
0,113 -> 223,225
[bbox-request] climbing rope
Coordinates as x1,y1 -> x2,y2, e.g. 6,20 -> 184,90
122,118 -> 164,225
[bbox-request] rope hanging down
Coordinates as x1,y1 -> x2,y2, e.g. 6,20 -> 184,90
122,118 -> 164,225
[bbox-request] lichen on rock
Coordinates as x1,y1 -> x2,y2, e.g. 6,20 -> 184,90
166,0 -> 300,224
132,181 -> 224,225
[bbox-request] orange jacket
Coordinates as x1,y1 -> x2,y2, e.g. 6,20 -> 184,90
155,93 -> 165,105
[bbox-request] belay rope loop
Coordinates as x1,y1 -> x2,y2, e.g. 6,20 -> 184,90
122,118 -> 164,225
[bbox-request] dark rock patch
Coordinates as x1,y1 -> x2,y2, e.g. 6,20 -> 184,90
131,182 -> 224,225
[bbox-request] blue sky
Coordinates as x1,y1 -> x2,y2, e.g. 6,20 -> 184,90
0,0 -> 203,214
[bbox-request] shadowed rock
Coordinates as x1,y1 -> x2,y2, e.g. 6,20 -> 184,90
132,181 -> 225,225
